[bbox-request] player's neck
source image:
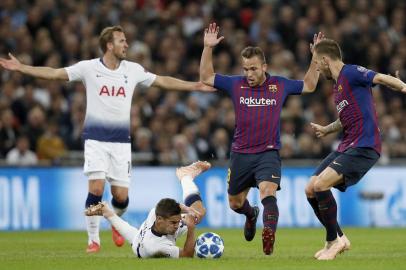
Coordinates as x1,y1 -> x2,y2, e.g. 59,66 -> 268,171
101,54 -> 121,70
331,61 -> 345,82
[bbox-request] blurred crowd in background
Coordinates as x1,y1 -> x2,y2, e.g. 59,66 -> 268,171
0,0 -> 405,166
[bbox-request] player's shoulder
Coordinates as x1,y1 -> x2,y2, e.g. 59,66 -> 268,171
344,64 -> 374,78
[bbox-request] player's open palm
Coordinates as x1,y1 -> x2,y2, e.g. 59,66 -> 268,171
0,53 -> 21,71
310,122 -> 327,138
310,32 -> 325,54
204,23 -> 224,48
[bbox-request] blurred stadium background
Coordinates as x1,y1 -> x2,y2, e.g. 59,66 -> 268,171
0,0 -> 405,233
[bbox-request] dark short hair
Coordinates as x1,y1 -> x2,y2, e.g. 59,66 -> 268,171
99,25 -> 124,53
314,39 -> 342,60
155,198 -> 181,218
241,46 -> 266,63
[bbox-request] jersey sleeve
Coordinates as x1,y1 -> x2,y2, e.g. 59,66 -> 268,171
214,74 -> 235,95
133,63 -> 157,87
157,245 -> 180,258
64,61 -> 87,82
278,76 -> 304,95
351,65 -> 377,87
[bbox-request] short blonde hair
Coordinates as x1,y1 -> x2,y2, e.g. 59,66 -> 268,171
99,25 -> 124,53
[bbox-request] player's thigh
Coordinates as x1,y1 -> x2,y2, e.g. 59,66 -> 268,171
84,139 -> 109,179
313,151 -> 340,177
254,150 -> 281,191
107,142 -> 132,188
314,166 -> 343,191
329,150 -> 379,191
227,152 -> 256,196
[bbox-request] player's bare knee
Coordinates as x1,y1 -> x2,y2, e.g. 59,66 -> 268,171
112,194 -> 128,203
228,198 -> 244,210
305,177 -> 317,197
313,177 -> 328,192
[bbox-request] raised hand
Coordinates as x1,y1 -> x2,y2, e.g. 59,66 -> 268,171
310,122 -> 327,138
310,32 -> 325,54
204,23 -> 224,48
0,53 -> 22,71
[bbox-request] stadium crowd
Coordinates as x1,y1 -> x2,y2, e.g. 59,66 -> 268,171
0,0 -> 405,166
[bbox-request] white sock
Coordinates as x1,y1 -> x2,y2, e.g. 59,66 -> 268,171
86,216 -> 100,245
180,175 -> 199,201
112,206 -> 127,217
107,215 -> 138,243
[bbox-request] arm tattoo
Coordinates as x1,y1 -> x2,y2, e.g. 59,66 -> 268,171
325,119 -> 342,134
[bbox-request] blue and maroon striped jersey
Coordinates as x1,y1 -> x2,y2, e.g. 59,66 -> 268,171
334,64 -> 381,154
214,73 -> 303,153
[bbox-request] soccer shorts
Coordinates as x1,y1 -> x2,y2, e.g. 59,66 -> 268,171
84,139 -> 132,188
313,147 -> 380,192
227,150 -> 281,196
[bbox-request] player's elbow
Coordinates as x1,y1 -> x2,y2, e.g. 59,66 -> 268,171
303,81 -> 317,93
200,73 -> 215,87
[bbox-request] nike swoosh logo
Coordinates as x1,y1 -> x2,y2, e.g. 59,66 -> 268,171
240,86 -> 250,89
271,175 -> 280,179
332,161 -> 342,166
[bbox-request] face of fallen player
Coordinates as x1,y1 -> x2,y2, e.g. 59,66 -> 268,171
313,52 -> 333,80
242,56 -> 267,87
110,31 -> 128,60
156,214 -> 182,235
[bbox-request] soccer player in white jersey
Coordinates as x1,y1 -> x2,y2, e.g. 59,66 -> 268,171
0,25 -> 214,253
85,161 -> 211,258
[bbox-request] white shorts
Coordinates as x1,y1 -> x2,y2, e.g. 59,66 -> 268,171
84,139 -> 132,188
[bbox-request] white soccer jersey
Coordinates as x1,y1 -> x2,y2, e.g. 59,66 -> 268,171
65,58 -> 156,142
131,208 -> 188,258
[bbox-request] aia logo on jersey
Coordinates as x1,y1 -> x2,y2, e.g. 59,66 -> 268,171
99,85 -> 126,97
268,84 -> 278,92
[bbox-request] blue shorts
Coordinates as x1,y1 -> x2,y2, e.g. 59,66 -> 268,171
313,147 -> 380,192
227,150 -> 281,196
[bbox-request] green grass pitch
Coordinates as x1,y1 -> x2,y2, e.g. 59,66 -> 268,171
1,228 -> 405,270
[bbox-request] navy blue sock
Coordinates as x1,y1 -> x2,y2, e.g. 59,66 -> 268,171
184,194 -> 202,207
262,196 -> 279,232
85,192 -> 102,208
315,190 -> 338,241
111,197 -> 129,209
233,200 -> 255,219
307,196 -> 343,237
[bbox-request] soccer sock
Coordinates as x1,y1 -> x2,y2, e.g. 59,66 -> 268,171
314,190 -> 338,241
233,199 -> 255,219
85,192 -> 102,244
180,175 -> 199,201
184,194 -> 202,207
262,196 -> 279,232
307,196 -> 343,237
107,215 -> 138,244
112,197 -> 129,217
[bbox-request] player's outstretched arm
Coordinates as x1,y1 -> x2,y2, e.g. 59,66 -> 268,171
0,53 -> 68,81
373,71 -> 406,93
152,76 -> 215,92
310,119 -> 342,138
179,215 -> 196,258
200,23 -> 224,87
302,32 -> 324,93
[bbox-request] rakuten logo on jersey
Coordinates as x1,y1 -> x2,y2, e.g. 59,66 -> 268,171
239,96 -> 276,107
336,99 -> 348,114
99,85 -> 126,97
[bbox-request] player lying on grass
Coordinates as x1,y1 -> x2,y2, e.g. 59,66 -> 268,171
85,161 -> 210,258
305,38 -> 406,260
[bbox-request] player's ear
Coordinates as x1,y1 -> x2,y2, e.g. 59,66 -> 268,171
107,41 -> 114,51
262,63 -> 268,72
